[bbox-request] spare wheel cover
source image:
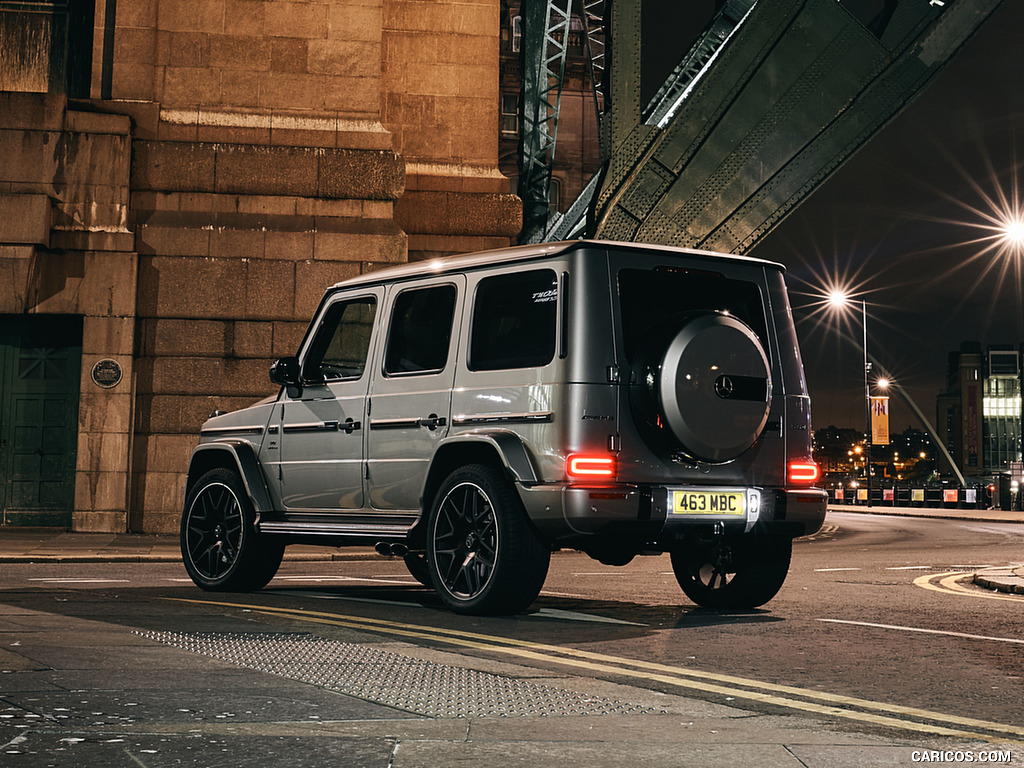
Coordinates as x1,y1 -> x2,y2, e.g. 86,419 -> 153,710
658,313 -> 771,462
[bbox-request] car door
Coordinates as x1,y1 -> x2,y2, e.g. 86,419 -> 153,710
275,288 -> 382,510
366,277 -> 463,511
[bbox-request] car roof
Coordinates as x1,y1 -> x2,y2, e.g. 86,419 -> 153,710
328,239 -> 785,291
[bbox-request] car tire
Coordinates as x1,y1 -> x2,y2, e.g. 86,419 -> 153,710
180,468 -> 285,592
426,464 -> 550,615
403,552 -> 433,587
670,535 -> 791,609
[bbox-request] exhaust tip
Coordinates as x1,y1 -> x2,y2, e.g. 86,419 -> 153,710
374,542 -> 410,557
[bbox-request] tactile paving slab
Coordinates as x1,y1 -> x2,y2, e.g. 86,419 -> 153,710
136,630 -> 656,718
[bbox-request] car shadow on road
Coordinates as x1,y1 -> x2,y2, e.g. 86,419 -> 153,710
195,582 -> 788,635
0,582 -> 785,649
529,594 -> 784,630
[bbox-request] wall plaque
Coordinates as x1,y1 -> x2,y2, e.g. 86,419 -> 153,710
91,358 -> 123,389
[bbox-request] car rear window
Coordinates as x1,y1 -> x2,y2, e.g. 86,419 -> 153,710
470,269 -> 558,371
618,267 -> 768,362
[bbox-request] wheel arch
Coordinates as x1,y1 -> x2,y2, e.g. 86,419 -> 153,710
186,442 -> 274,516
409,433 -> 538,549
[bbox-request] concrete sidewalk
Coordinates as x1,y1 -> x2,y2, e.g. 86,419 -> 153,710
826,502 -> 1024,525
1,504 -> 1023,592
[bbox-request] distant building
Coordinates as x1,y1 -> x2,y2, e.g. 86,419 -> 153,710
937,343 -> 1023,478
813,425 -> 935,487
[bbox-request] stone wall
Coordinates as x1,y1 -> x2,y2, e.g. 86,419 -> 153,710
1,0 -> 521,533
0,92 -> 137,532
382,0 -> 520,261
108,0 -> 410,532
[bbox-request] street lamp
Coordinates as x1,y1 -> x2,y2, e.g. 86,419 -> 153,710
860,300 -> 873,506
828,293 -> 874,505
812,282 -> 967,487
1000,218 -> 1024,248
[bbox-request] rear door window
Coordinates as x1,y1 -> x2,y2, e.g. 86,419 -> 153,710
470,269 -> 558,371
384,284 -> 457,376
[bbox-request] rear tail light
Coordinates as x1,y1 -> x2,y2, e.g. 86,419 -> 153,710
567,454 -> 616,480
788,460 -> 820,484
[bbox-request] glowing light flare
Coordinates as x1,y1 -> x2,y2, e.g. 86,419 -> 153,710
794,277 -> 910,391
793,274 -> 877,348
827,289 -> 851,308
999,216 -> 1024,248
908,152 -> 1024,323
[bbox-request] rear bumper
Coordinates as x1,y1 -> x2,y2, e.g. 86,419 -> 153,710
775,487 -> 828,536
518,483 -> 828,543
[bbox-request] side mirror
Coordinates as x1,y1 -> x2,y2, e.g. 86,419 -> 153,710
269,356 -> 300,386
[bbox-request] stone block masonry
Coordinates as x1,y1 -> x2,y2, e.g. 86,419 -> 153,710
1,0 -> 521,533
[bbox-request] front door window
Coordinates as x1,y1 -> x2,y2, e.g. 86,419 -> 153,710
275,293 -> 380,510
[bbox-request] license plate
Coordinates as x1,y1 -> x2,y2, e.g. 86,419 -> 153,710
671,489 -> 745,516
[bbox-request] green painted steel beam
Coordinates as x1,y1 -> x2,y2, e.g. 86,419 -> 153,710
587,0 -> 1003,253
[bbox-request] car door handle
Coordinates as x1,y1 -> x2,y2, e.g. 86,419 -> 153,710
417,414 -> 446,431
370,415 -> 446,430
294,420 -> 360,434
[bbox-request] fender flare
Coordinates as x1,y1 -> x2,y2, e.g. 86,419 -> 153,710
414,430 -> 541,528
430,431 -> 540,485
186,441 -> 275,516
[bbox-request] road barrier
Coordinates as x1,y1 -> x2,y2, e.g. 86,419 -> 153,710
831,486 -> 986,509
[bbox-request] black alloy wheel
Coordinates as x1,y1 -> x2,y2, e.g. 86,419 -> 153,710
180,468 -> 284,592
670,535 -> 791,609
427,464 -> 550,615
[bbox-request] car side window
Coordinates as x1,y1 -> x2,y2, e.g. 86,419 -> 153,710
470,269 -> 557,371
384,284 -> 457,376
303,296 -> 377,383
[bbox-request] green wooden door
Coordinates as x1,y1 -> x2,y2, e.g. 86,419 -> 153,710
0,316 -> 82,526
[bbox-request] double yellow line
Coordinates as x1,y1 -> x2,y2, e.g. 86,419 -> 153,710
915,571 -> 1024,603
169,596 -> 1023,744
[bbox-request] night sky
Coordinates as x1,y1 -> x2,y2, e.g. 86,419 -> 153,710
751,1 -> 1024,435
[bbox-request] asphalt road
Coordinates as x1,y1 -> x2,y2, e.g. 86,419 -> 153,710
1,512 -> 1022,766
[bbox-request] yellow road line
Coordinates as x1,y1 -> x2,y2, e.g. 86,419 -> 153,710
914,571 -> 1024,603
167,597 -> 1024,744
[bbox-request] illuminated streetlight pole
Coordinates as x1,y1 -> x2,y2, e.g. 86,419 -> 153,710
817,288 -> 967,488
861,299 -> 873,507
829,291 -> 875,504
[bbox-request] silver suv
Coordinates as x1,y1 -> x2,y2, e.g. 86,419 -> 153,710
180,241 -> 826,614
